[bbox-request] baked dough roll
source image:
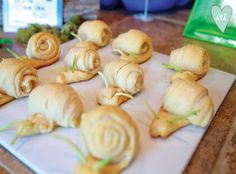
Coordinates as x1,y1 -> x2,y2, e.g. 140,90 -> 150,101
97,60 -> 144,106
56,44 -> 101,84
25,32 -> 61,68
0,59 -> 38,105
112,29 -> 153,64
80,106 -> 139,174
150,79 -> 214,138
78,20 -> 112,48
103,60 -> 144,95
170,44 -> 210,80
16,83 -> 83,136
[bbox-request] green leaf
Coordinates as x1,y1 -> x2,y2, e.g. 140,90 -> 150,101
71,55 -> 78,72
98,71 -> 109,88
0,38 -> 13,46
162,63 -> 183,73
54,135 -> 86,164
92,157 -> 112,171
168,110 -> 200,125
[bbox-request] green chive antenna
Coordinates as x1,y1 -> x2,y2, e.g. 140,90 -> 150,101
71,55 -> 78,73
5,47 -> 21,59
92,157 -> 112,171
54,135 -> 86,164
0,121 -> 18,133
162,63 -> 183,73
142,99 -> 158,119
115,92 -> 134,99
71,32 -> 82,42
168,110 -> 200,125
98,71 -> 109,88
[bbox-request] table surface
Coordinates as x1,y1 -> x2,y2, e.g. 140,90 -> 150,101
0,8 -> 236,174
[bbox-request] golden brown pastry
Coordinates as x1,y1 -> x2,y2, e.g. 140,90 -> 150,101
79,106 -> 139,174
150,79 -> 214,138
56,44 -> 101,84
15,83 -> 83,137
78,20 -> 112,48
25,32 -> 61,68
0,59 -> 38,106
169,44 -> 210,81
112,29 -> 153,64
97,60 -> 144,106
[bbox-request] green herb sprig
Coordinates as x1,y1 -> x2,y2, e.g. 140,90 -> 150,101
71,55 -> 78,73
92,157 -> 112,171
162,63 -> 183,73
167,110 -> 200,125
54,135 -> 86,163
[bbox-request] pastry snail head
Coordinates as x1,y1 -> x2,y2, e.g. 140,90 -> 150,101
26,32 -> 61,68
169,44 -> 210,80
80,106 -> 139,173
77,20 -> 112,48
112,29 -> 153,64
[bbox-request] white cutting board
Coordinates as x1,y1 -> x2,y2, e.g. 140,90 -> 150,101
0,40 -> 235,174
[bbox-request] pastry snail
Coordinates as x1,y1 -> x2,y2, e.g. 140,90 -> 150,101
97,60 -> 144,106
25,32 -> 61,68
77,20 -> 112,49
150,79 -> 214,138
165,44 -> 210,81
0,59 -> 38,106
79,106 -> 139,174
14,83 -> 83,139
112,29 -> 153,64
56,43 -> 101,84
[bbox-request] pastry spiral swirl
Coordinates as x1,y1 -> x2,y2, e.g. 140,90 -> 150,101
26,32 -> 61,68
78,20 -> 112,48
56,44 -> 101,84
0,59 -> 38,99
81,106 -> 139,173
112,29 -> 153,64
170,44 -> 210,80
162,79 -> 214,127
103,60 -> 144,95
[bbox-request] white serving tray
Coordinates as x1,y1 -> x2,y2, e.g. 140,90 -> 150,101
0,40 -> 235,174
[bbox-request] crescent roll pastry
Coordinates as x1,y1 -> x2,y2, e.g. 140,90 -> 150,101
150,79 -> 214,138
97,60 -> 144,106
25,32 -> 61,69
79,106 -> 139,174
169,44 -> 210,81
15,83 -> 83,137
56,44 -> 101,84
0,59 -> 38,106
78,20 -> 112,48
112,29 -> 153,64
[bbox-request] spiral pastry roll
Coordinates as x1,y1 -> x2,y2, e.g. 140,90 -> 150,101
80,106 -> 139,174
78,20 -> 112,48
169,44 -> 210,81
97,60 -> 144,106
0,59 -> 38,106
56,45 -> 101,84
16,83 -> 83,137
150,79 -> 214,138
25,32 -> 61,69
112,29 -> 153,64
